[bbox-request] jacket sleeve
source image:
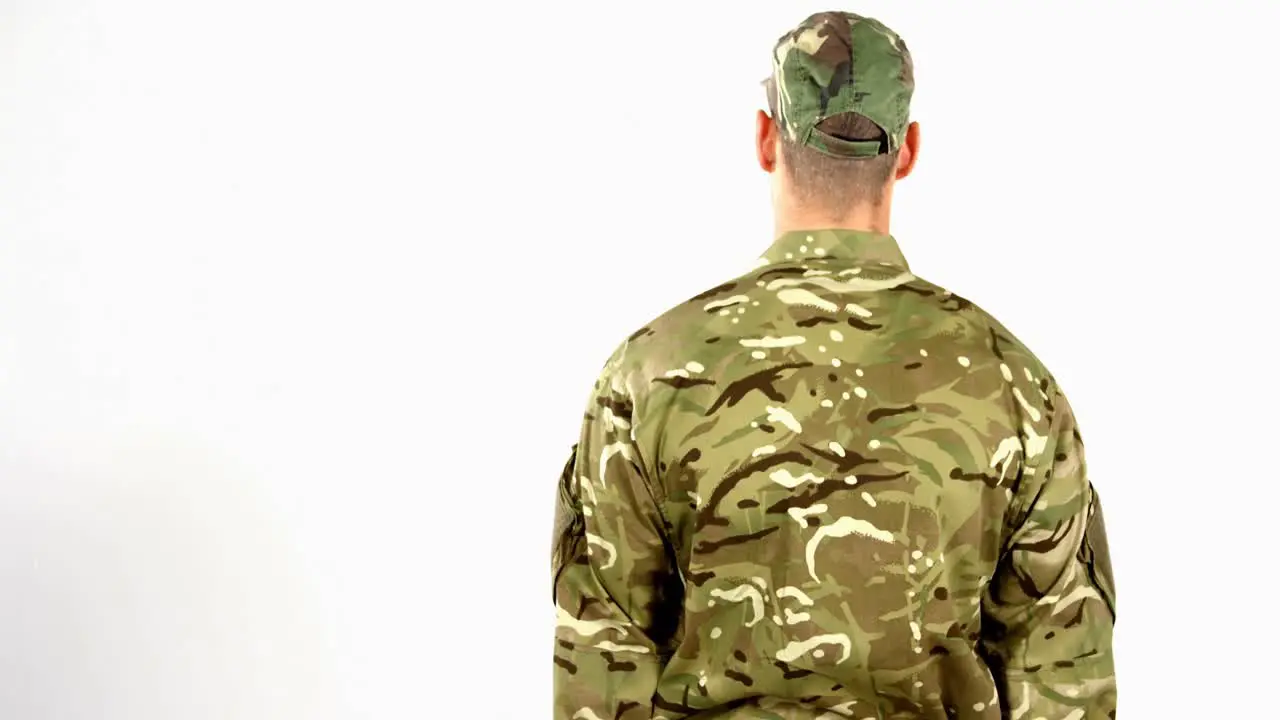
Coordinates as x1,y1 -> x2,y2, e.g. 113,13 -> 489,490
982,381 -> 1118,718
551,352 -> 680,720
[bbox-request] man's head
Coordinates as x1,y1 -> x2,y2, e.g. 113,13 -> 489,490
757,12 -> 921,232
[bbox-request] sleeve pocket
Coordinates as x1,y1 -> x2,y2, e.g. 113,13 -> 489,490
1079,484 -> 1116,620
552,444 -> 585,603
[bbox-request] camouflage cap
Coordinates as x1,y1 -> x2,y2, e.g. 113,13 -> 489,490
769,12 -> 914,158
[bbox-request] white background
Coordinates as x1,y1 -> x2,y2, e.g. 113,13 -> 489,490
2,1 -> 1277,717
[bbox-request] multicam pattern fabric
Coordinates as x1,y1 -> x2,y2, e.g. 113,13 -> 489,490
552,230 -> 1117,720
771,12 -> 914,158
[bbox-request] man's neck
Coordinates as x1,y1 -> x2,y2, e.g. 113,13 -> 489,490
773,201 -> 893,238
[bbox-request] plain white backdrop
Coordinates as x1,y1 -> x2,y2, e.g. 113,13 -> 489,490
2,1 -> 1277,717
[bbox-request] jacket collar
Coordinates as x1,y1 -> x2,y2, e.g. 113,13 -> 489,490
759,228 -> 910,270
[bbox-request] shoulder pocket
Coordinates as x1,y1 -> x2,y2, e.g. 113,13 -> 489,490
552,444 -> 585,603
1078,484 -> 1116,620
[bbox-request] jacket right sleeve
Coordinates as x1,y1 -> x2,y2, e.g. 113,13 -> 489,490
550,350 -> 680,720
982,381 -> 1118,718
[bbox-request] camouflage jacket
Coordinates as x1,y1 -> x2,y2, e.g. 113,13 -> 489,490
552,230 -> 1117,719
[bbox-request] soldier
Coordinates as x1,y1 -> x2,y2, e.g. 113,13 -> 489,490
552,11 -> 1116,720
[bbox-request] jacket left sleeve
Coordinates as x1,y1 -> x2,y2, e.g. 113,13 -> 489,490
981,380 -> 1118,718
551,350 -> 681,720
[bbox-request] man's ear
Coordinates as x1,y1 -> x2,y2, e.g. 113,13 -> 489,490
895,121 -> 920,180
757,109 -> 778,173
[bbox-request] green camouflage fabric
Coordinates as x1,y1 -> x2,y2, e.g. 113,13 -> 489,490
770,12 -> 914,158
552,230 -> 1117,720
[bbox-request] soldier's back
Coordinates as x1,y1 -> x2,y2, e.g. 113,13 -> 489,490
616,229 -> 1065,718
